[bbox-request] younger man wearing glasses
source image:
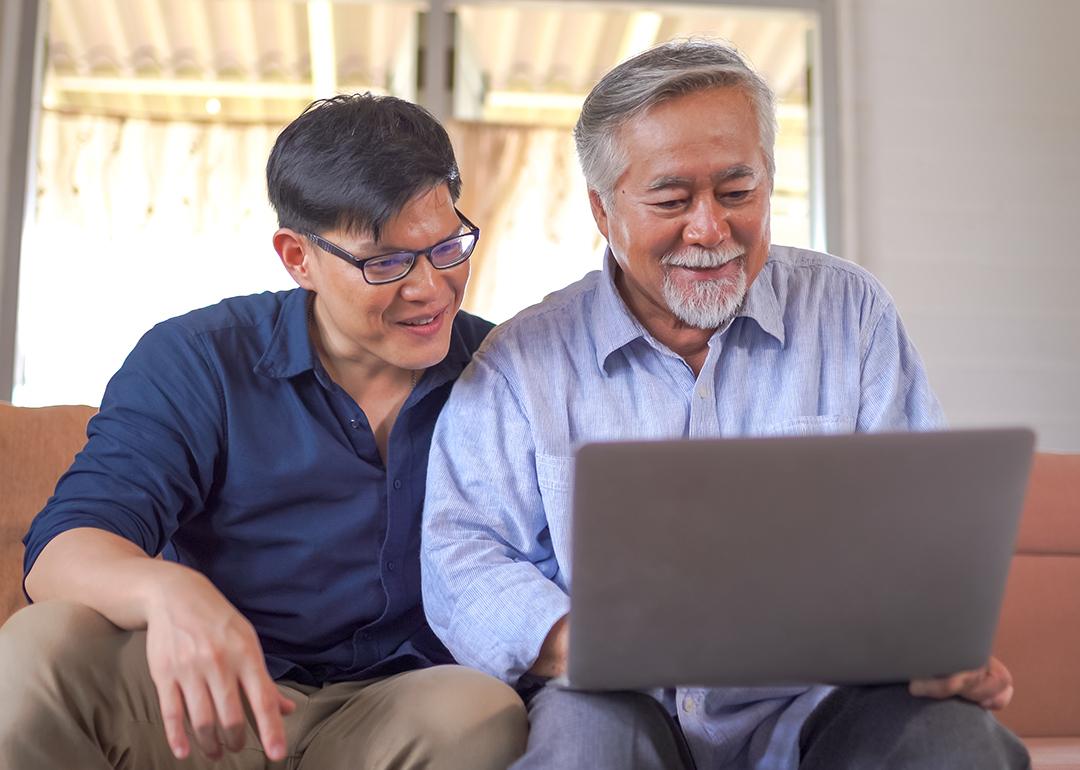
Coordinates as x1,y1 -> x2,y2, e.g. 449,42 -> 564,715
0,95 -> 526,769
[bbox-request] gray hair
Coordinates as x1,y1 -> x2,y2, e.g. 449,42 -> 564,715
574,39 -> 777,205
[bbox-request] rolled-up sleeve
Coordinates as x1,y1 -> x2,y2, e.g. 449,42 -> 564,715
421,351 -> 570,684
23,320 -> 225,580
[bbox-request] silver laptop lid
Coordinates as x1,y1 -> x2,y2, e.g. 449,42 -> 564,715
567,428 -> 1035,690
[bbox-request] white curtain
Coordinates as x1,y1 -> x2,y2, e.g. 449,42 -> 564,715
448,119 -> 607,322
17,108 -> 811,406
16,112 -> 606,406
17,112 -> 292,406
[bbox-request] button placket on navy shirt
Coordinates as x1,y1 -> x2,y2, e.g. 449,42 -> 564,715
314,361 -> 394,654
379,375 -> 440,603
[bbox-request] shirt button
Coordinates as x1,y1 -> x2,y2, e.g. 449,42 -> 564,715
349,418 -> 360,429
361,631 -> 372,640
682,695 -> 696,714
697,387 -> 709,399
393,479 -> 403,490
386,561 -> 395,572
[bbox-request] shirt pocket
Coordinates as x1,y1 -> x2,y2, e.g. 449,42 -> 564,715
762,414 -> 856,436
535,452 -> 574,493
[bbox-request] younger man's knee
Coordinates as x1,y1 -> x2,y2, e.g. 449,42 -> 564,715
0,601 -> 120,739
0,601 -> 116,678
414,666 -> 528,768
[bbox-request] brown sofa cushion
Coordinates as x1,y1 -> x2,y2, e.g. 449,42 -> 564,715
1015,453 -> 1080,555
992,453 -> 1080,738
994,554 -> 1080,737
0,403 -> 96,624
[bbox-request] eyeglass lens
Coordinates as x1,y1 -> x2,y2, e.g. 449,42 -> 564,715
363,232 -> 477,283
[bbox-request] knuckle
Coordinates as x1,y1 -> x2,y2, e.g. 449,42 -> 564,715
251,688 -> 277,713
202,644 -> 228,670
159,703 -> 184,722
222,718 -> 246,735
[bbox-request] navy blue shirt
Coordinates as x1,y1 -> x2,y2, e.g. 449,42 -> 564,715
23,288 -> 493,685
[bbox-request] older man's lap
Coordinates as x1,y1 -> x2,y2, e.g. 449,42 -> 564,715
509,677 -> 694,770
798,684 -> 1031,770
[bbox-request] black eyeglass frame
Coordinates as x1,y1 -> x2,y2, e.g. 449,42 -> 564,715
301,208 -> 480,286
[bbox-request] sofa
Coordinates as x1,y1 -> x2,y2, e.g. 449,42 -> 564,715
1,401 -> 1078,767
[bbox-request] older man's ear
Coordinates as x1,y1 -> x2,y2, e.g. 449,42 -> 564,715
588,189 -> 611,242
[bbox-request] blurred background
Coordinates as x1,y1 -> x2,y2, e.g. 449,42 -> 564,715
2,0 -> 1078,450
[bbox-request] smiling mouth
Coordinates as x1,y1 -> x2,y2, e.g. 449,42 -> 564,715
667,256 -> 743,280
398,307 -> 448,331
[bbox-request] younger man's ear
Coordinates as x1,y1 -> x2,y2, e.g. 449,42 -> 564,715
274,228 -> 315,290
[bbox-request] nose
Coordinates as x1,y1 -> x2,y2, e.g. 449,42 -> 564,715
399,251 -> 443,300
683,198 -> 730,248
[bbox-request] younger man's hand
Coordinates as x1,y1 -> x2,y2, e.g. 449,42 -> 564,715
144,566 -> 296,762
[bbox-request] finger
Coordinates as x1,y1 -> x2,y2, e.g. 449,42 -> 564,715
981,684 -> 1014,711
179,678 -> 224,760
206,675 -> 249,753
959,669 -> 1011,705
909,671 -> 974,699
278,691 -> 298,715
156,680 -> 191,760
241,668 -> 288,761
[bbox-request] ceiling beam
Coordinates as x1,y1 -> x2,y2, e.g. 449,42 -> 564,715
45,74 -> 386,101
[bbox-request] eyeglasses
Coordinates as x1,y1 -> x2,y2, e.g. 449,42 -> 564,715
302,208 -> 480,285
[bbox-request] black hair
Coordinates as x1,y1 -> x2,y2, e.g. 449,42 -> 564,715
266,93 -> 462,242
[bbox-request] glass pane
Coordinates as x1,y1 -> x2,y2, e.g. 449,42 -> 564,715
15,0 -> 420,406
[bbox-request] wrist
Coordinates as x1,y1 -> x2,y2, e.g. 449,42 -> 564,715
137,560 -> 210,624
528,615 -> 569,677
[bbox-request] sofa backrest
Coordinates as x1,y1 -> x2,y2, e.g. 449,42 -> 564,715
994,452 -> 1080,737
0,402 -> 96,624
1,403 -> 1077,739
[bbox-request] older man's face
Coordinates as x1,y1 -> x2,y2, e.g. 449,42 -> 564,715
591,86 -> 772,331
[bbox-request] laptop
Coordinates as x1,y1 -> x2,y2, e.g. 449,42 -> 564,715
566,428 -> 1035,690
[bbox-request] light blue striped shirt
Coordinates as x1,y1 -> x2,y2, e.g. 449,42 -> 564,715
422,245 -> 945,769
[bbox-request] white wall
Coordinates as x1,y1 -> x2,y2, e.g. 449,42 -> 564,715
843,0 -> 1080,451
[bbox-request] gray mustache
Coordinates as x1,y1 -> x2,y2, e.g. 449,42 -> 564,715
661,245 -> 744,269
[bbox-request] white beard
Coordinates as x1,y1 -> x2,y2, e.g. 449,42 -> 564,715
660,243 -> 748,329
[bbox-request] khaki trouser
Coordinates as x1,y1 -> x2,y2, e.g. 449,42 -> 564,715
0,601 -> 527,770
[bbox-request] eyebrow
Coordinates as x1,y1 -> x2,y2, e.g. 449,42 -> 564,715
645,164 -> 759,192
363,220 -> 465,256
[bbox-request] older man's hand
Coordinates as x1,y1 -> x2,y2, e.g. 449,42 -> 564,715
908,656 -> 1014,710
527,615 -> 570,679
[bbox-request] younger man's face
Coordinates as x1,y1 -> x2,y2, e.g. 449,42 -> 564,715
300,184 -> 471,373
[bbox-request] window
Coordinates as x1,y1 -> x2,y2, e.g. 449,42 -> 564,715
11,0 -> 826,405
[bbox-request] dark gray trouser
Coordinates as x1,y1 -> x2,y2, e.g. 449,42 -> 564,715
509,680 -> 1031,770
509,677 -> 694,770
798,685 -> 1032,770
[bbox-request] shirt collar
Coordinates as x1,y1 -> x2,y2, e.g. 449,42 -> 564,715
254,288 -> 320,379
736,254 -> 786,347
592,248 -> 786,373
253,287 -> 476,393
419,313 -> 476,394
593,250 -> 652,372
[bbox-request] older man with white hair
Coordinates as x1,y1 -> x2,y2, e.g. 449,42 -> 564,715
422,40 -> 1030,769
